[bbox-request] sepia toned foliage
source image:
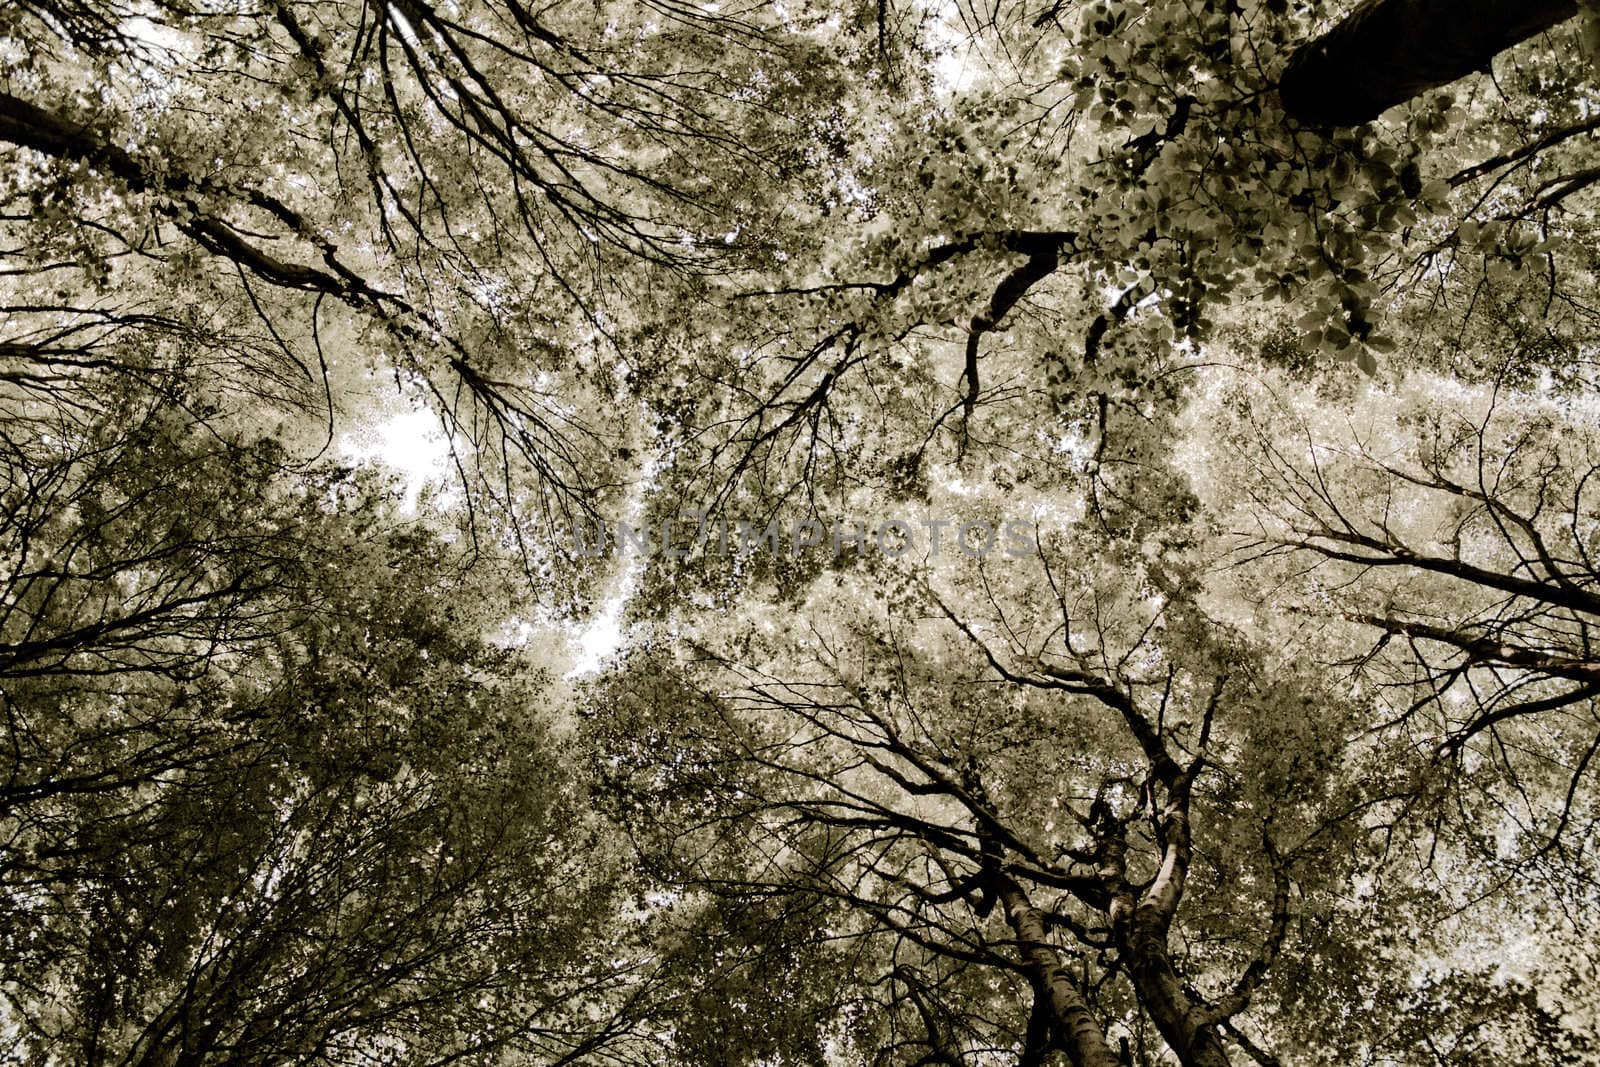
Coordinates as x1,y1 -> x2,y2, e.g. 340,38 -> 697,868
4,0 -> 1600,1063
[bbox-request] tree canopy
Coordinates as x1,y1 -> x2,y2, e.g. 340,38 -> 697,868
4,0 -> 1600,1064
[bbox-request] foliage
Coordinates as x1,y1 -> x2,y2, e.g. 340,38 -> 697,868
6,0 -> 1600,1064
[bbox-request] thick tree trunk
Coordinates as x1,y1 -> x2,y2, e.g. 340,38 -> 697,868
995,877 -> 1121,1067
1123,913 -> 1233,1067
1109,795 -> 1233,1067
1279,0 -> 1579,126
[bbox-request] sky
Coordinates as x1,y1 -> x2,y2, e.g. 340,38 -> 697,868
339,406 -> 630,676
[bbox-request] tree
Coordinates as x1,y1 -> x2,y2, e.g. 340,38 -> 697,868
1219,370 -> 1600,752
1280,0 -> 1582,126
0,392 -> 668,1063
1,0 -> 866,558
8,0 -> 1600,1062
588,364 -> 1600,1061
1198,366 -> 1600,944
605,0 -> 1600,548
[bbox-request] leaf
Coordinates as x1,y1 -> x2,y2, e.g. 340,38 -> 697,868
1420,179 -> 1451,205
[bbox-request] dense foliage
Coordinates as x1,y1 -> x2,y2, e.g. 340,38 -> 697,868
4,0 -> 1600,1063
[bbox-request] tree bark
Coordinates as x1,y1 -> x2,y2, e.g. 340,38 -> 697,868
1108,791 -> 1233,1067
1279,0 -> 1579,127
995,876 -> 1121,1067
1122,912 -> 1233,1067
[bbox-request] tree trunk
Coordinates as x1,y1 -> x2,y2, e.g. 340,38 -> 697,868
995,877 -> 1122,1067
1279,0 -> 1579,126
1122,911 -> 1233,1067
1111,796 -> 1233,1067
